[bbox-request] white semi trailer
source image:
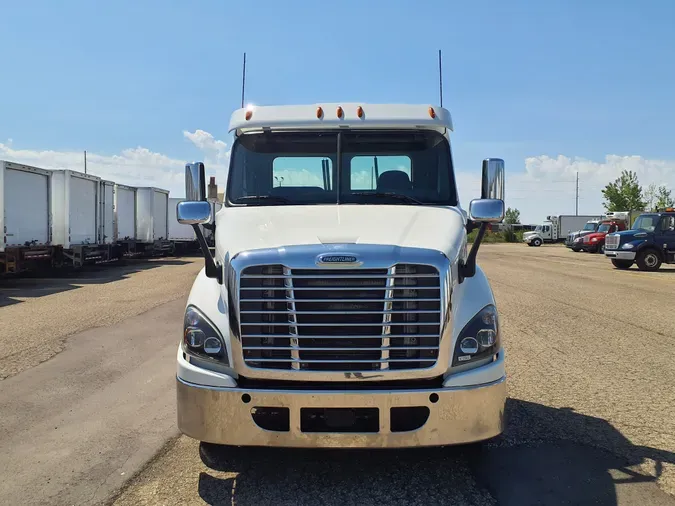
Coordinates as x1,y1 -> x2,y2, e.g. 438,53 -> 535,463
50,169 -> 119,267
136,187 -> 172,255
0,161 -> 56,274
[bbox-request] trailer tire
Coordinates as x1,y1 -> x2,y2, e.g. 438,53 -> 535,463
532,238 -> 542,247
636,249 -> 662,271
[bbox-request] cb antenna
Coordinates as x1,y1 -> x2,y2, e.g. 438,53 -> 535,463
241,52 -> 247,108
438,49 -> 443,107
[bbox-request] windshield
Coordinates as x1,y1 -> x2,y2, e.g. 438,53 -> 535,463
583,222 -> 597,231
632,214 -> 658,232
226,130 -> 457,206
597,224 -> 611,233
534,225 -> 542,232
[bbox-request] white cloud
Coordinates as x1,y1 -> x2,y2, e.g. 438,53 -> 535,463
182,130 -> 229,162
0,131 -> 230,198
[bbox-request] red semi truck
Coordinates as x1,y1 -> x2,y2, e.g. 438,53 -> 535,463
580,212 -> 630,253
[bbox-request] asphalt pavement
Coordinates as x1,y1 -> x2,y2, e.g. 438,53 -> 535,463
1,246 -> 674,506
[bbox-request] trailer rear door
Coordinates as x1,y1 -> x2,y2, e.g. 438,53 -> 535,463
5,167 -> 50,247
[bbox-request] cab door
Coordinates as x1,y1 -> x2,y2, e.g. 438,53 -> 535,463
657,215 -> 675,261
542,225 -> 551,240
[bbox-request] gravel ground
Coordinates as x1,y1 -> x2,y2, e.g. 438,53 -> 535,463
0,257 -> 203,380
110,244 -> 675,506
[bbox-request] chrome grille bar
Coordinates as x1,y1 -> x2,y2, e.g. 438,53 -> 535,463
239,263 -> 442,372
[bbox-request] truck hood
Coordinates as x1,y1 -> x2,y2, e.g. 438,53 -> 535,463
612,229 -> 650,241
584,232 -> 606,240
215,204 -> 467,260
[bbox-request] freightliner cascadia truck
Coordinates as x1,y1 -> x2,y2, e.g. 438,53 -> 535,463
174,103 -> 506,449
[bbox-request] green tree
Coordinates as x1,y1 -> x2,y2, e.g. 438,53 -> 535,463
601,170 -> 646,212
644,183 -> 657,211
504,207 -> 521,224
655,186 -> 674,209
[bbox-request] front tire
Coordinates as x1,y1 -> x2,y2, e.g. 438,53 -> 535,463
532,238 -> 542,247
611,259 -> 633,270
636,250 -> 662,271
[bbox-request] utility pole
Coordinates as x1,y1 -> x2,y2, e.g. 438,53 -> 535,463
84,150 -> 87,175
575,171 -> 579,215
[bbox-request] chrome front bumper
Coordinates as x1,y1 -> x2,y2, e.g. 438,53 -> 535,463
605,251 -> 636,260
176,374 -> 506,448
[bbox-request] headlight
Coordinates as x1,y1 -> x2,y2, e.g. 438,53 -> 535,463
453,305 -> 499,366
621,243 -> 635,250
183,305 -> 228,363
590,237 -> 598,242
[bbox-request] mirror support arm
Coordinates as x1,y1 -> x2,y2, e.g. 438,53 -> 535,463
459,222 -> 487,284
192,224 -> 222,284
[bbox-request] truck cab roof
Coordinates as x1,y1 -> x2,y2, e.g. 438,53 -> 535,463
228,103 -> 453,135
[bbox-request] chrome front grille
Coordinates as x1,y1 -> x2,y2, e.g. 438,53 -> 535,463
605,234 -> 620,250
239,264 -> 442,372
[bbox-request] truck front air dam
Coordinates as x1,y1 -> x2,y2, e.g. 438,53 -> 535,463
176,357 -> 506,449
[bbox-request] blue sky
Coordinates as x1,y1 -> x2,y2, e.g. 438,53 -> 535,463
2,0 -> 674,222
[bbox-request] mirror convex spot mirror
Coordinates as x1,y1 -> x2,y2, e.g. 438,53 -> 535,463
469,199 -> 505,223
177,201 -> 212,225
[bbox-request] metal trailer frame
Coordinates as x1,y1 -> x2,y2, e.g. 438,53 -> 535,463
0,161 -> 61,274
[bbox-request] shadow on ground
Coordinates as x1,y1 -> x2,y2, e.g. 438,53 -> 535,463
195,399 -> 675,506
0,258 -> 193,308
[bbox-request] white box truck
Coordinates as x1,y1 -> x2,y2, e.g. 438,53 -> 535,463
0,161 -> 56,274
136,187 -> 172,255
50,169 -> 115,266
173,103 -> 507,450
523,214 -> 604,246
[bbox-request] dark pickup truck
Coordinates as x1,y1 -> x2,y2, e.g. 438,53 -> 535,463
604,209 -> 675,271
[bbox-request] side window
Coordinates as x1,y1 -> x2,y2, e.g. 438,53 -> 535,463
543,225 -> 550,233
272,157 -> 333,190
349,155 -> 412,190
661,216 -> 675,233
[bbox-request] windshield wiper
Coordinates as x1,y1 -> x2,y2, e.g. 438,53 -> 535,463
351,192 -> 423,205
232,195 -> 292,204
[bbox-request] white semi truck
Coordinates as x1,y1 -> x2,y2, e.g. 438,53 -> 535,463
174,103 -> 506,449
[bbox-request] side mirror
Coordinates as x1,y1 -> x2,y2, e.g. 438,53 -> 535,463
481,158 -> 505,200
469,199 -> 505,223
177,201 -> 212,225
185,162 -> 207,202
